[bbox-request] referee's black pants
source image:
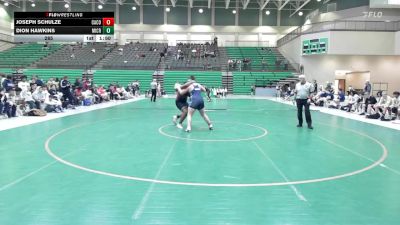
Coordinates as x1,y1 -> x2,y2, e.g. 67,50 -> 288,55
151,89 -> 157,102
296,99 -> 312,126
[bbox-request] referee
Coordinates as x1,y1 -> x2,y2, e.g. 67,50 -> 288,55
294,75 -> 314,129
150,79 -> 157,102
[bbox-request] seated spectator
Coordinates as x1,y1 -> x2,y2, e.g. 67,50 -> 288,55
341,92 -> 360,112
18,77 -> 30,92
375,91 -> 392,120
4,90 -> 18,118
82,78 -> 92,91
32,86 -> 48,110
45,95 -> 63,113
20,86 -> 36,110
338,89 -> 346,102
96,85 -> 109,102
360,92 -> 377,116
74,78 -> 82,89
0,89 -> 5,117
366,91 -> 381,118
390,91 -> 399,120
82,89 -> 95,105
35,76 -> 44,87
74,87 -> 84,105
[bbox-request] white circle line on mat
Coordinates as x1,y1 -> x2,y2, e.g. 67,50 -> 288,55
158,122 -> 268,142
44,121 -> 388,187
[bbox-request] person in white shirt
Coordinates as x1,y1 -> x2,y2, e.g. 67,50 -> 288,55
20,86 -> 35,110
18,77 -> 30,92
341,92 -> 359,112
32,86 -> 48,110
390,91 -> 399,120
374,91 -> 392,119
45,94 -> 63,113
294,75 -> 314,129
157,82 -> 161,97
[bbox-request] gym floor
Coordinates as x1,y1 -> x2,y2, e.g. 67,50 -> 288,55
1,98 -> 399,225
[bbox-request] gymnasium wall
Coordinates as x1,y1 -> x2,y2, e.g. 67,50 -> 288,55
115,24 -> 295,46
329,31 -> 396,55
301,55 -> 400,94
279,31 -> 400,93
396,31 -> 400,55
0,5 -> 12,35
309,6 -> 400,23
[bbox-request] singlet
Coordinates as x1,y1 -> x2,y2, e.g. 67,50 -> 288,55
191,83 -> 203,102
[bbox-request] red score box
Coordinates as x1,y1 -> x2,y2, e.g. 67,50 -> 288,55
102,18 -> 114,26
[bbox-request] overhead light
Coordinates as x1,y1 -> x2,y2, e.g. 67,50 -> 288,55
4,2 -> 9,6
298,11 -> 303,16
98,4 -> 103,9
265,10 -> 270,15
166,7 -> 170,12
64,3 -> 69,8
132,6 -> 137,10
385,20 -> 391,22
232,10 -> 236,14
31,3 -> 36,7
199,8 -> 203,13
317,0 -> 321,2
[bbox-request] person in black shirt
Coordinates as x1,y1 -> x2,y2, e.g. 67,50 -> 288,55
60,76 -> 75,108
360,92 -> 377,116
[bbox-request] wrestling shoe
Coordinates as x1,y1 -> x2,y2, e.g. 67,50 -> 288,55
176,123 -> 183,129
172,115 -> 177,125
209,124 -> 213,130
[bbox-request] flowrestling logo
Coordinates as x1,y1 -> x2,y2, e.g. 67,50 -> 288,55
363,11 -> 383,18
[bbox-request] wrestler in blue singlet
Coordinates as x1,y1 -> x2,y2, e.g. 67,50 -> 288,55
189,83 -> 205,110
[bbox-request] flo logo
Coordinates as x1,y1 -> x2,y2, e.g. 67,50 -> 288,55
363,12 -> 383,18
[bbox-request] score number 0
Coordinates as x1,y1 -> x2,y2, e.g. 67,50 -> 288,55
102,18 -> 114,26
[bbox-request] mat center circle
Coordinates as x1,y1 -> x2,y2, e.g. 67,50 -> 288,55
158,121 -> 268,142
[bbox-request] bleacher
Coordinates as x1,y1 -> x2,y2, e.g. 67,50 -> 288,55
96,43 -> 166,70
0,43 -> 62,68
93,70 -> 153,90
226,47 -> 290,71
163,71 -> 222,94
165,43 -> 221,71
22,69 -> 83,81
36,43 -> 113,69
233,71 -> 293,94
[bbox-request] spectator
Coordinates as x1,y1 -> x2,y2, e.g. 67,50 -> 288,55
35,76 -> 44,87
96,85 -> 109,102
74,78 -> 82,89
74,87 -> 84,105
20,86 -> 36,110
364,80 -> 372,94
2,75 -> 15,92
0,89 -> 6,117
32,86 -> 48,110
18,77 -> 30,92
60,76 -> 75,108
0,74 -> 6,85
312,80 -> 318,94
390,91 -> 399,120
45,94 -> 63,113
360,92 -> 377,116
4,90 -> 17,118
